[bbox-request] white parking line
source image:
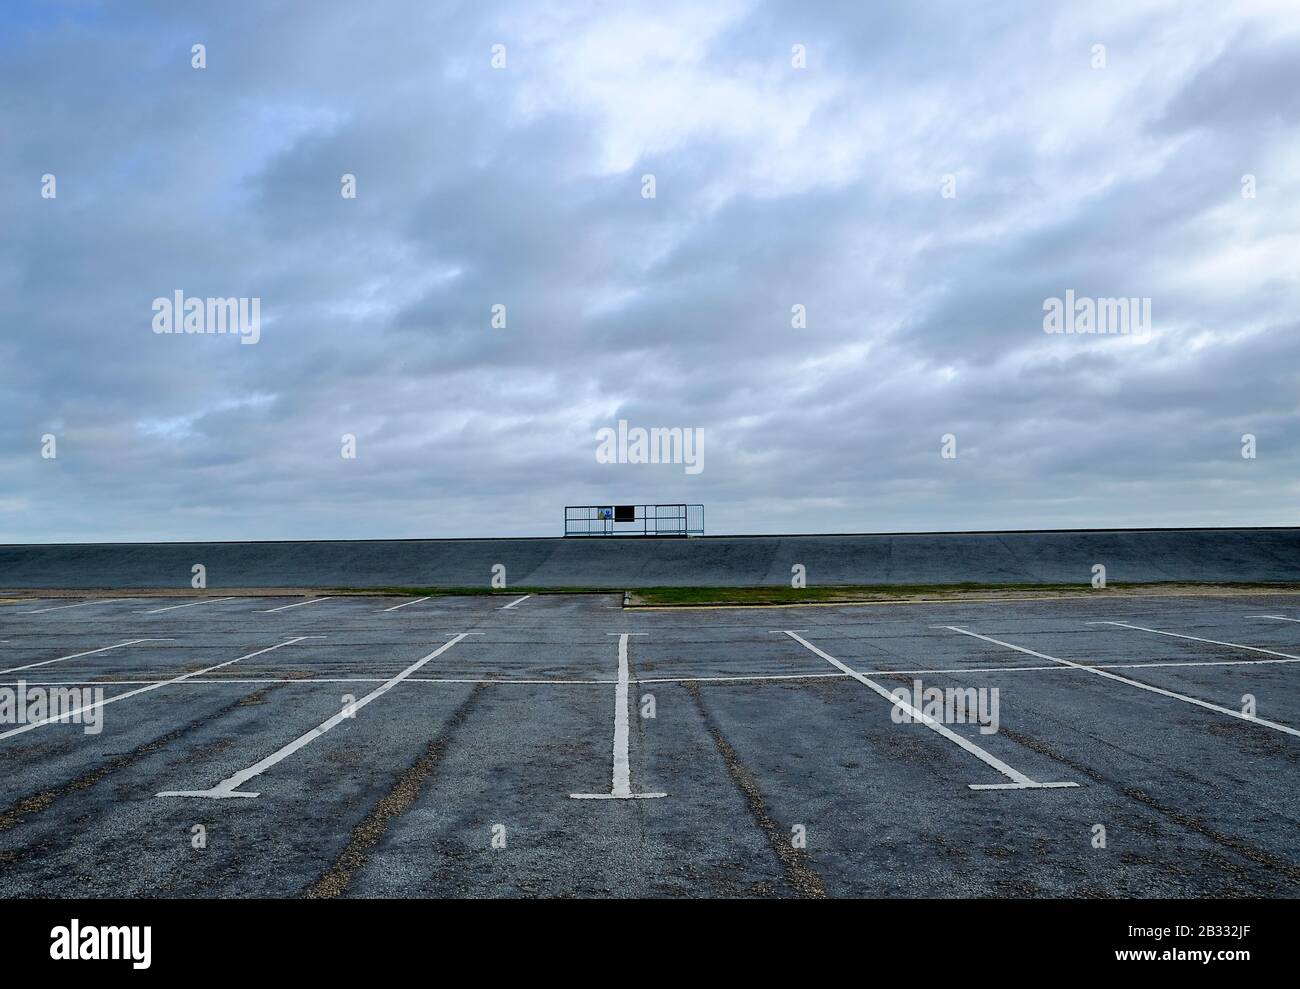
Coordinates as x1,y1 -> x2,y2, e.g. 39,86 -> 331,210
0,639 -> 170,676
0,637 -> 319,741
571,633 -> 665,799
781,631 -> 1077,791
499,595 -> 532,610
7,651 -> 1300,689
140,597 -> 240,615
1245,615 -> 1300,624
640,671 -> 854,684
10,644 -> 1300,691
0,676 -> 611,687
259,597 -> 334,614
21,598 -> 133,614
945,626 -> 1300,739
157,633 -> 474,799
381,596 -> 431,613
1088,621 -> 1300,661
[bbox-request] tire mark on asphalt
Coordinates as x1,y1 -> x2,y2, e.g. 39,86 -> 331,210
999,725 -> 1300,888
0,687 -> 277,834
305,683 -> 490,899
682,681 -> 826,898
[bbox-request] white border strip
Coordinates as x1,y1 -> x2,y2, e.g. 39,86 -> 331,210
259,597 -> 334,614
781,631 -> 1076,791
21,598 -> 133,614
1088,620 -> 1300,661
946,625 -> 1300,739
381,596 -> 431,613
0,637 -> 319,741
12,652 -> 1297,690
571,633 -> 665,799
140,598 -> 240,615
158,633 -> 472,799
0,639 -> 170,676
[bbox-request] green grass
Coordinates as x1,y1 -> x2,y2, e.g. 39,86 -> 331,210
624,581 -> 1300,607
625,583 -> 1079,606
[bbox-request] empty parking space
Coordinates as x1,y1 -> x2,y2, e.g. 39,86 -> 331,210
1,590 -> 1299,896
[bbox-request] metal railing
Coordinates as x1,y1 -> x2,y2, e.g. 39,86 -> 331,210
564,504 -> 704,536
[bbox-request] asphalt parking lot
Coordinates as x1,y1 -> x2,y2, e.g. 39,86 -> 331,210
1,591 -> 1298,898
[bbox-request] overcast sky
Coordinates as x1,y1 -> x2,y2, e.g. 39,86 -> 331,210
2,0 -> 1298,542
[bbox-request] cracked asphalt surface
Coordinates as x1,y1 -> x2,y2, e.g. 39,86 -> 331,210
1,591 -> 1298,897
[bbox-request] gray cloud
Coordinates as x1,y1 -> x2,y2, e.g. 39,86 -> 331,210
2,0 -> 1298,541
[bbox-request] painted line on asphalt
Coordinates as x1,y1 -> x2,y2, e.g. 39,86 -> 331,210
0,637 -> 321,741
381,596 -> 432,613
157,633 -> 475,799
1088,620 -> 1300,661
571,633 -> 665,800
0,639 -> 172,676
640,671 -> 854,684
499,595 -> 532,610
259,597 -> 334,614
1245,615 -> 1300,624
947,625 -> 1300,739
140,597 -> 241,615
12,652 -> 1300,690
782,630 -> 1077,791
21,598 -> 134,614
0,677 -> 613,687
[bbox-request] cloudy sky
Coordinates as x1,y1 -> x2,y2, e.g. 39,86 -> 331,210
2,0 -> 1298,542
